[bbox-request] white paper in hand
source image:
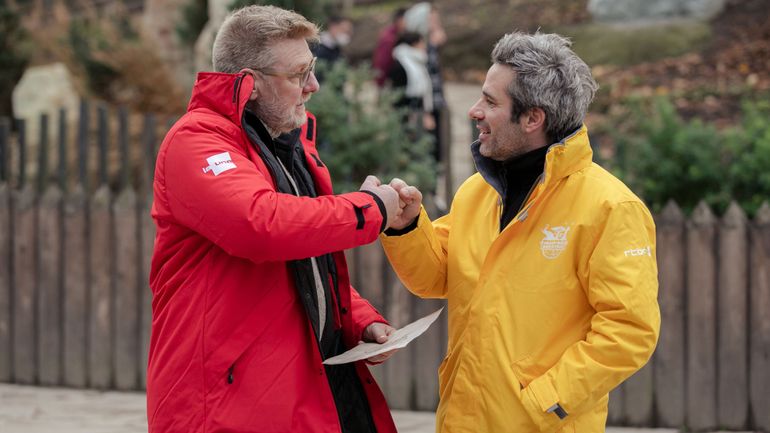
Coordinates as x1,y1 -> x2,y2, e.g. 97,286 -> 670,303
323,307 -> 444,365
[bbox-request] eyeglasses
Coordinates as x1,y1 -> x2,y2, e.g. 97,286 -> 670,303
256,57 -> 317,87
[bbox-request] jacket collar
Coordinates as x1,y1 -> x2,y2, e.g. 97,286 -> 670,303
473,124 -> 593,195
542,125 -> 593,185
187,72 -> 255,127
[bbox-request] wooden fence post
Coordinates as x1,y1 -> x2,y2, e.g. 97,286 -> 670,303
87,104 -> 112,388
607,387 -> 625,426
0,181 -> 9,383
37,113 -> 65,386
12,189 -> 36,384
623,352 -> 654,425
61,105 -> 88,388
0,117 -> 8,182
16,118 -> 26,187
63,183 -> 88,387
57,108 -> 66,191
413,297 -> 444,411
89,184 -> 112,388
718,202 -> 750,428
113,186 -> 139,390
12,117 -> 37,385
383,263 -> 416,409
139,205 -> 154,390
413,200 -> 445,412
112,113 -> 140,390
750,202 -> 770,432
686,201 -> 717,430
654,201 -> 686,427
139,112 -> 157,389
353,241 -> 387,387
0,118 -> 11,382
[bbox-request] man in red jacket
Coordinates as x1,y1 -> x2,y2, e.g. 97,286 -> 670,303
147,5 -> 402,433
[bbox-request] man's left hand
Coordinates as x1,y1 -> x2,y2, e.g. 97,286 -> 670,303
360,322 -> 398,364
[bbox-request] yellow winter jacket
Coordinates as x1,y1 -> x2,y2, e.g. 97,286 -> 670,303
381,126 -> 660,433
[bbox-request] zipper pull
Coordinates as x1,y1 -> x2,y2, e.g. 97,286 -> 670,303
227,365 -> 234,384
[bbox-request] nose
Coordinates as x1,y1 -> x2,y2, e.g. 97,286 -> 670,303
468,99 -> 483,120
304,71 -> 320,94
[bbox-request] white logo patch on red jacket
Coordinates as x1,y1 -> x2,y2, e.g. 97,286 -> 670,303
202,152 -> 236,176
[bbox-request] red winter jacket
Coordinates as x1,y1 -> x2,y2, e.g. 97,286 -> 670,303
147,71 -> 397,433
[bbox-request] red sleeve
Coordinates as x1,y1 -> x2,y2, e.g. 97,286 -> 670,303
348,286 -> 388,342
156,117 -> 384,263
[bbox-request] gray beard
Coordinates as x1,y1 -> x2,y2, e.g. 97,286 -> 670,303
246,100 -> 304,138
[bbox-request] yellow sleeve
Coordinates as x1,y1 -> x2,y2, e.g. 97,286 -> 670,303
519,201 -> 661,432
380,206 -> 451,299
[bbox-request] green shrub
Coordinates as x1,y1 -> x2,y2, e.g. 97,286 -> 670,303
306,61 -> 437,194
177,0 -> 209,46
0,5 -> 32,118
727,100 -> 770,216
609,97 -> 770,216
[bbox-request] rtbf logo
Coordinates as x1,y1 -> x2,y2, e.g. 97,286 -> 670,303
202,152 -> 236,176
624,246 -> 651,257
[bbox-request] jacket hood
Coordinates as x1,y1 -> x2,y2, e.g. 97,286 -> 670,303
187,72 -> 255,126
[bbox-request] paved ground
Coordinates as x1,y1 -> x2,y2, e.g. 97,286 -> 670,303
0,383 -> 697,433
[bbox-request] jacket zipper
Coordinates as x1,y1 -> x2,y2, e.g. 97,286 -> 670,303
232,75 -> 243,104
517,173 -> 543,218
500,172 -> 543,230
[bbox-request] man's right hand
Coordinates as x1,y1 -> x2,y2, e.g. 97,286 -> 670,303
359,176 -> 401,230
388,178 -> 423,230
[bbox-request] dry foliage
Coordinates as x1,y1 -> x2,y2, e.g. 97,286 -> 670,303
19,0 -> 186,114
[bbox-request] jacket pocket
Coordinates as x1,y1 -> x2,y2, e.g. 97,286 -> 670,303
510,354 -> 549,389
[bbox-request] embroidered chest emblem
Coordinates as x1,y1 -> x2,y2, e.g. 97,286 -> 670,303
540,225 -> 570,259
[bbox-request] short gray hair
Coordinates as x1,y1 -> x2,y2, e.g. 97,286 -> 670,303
212,5 -> 319,73
491,32 -> 598,142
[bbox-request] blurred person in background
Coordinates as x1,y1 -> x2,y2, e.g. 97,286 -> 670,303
312,15 -> 353,77
373,7 -> 407,89
380,31 -> 660,432
403,2 -> 446,164
147,5 -> 401,433
388,31 -> 435,136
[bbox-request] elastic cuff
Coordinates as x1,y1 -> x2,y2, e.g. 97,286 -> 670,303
359,190 -> 388,233
384,214 -> 419,236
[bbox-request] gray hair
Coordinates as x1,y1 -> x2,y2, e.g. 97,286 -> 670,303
491,32 -> 598,143
212,5 -> 319,73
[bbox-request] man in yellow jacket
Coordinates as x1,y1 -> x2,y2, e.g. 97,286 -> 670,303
381,32 -> 661,433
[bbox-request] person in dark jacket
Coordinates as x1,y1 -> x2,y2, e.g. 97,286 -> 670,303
311,15 -> 353,83
147,5 -> 402,433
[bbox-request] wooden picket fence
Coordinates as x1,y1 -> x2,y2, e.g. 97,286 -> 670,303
0,104 -> 769,431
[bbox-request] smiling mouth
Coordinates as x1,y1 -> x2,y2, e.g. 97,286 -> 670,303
477,125 -> 490,138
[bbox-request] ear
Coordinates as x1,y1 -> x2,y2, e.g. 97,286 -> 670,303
520,107 -> 546,134
240,68 -> 261,101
